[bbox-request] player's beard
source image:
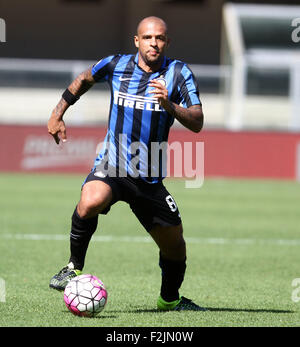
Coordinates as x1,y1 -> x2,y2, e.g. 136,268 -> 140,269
143,51 -> 164,69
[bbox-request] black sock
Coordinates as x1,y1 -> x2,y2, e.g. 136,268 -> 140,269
159,252 -> 186,302
69,207 -> 98,270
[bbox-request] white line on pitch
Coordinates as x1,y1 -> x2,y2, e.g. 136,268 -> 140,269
1,233 -> 300,246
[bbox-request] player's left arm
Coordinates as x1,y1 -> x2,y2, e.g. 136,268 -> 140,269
149,80 -> 204,133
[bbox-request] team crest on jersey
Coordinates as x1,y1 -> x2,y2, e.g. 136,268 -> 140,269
156,75 -> 167,87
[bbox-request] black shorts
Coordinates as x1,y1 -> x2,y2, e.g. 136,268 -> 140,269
82,170 -> 182,232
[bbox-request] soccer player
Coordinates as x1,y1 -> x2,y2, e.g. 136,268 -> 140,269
48,16 -> 204,311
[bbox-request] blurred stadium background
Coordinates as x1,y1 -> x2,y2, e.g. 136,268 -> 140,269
1,0 -> 300,179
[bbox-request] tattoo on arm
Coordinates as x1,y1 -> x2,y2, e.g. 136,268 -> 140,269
165,103 -> 203,133
68,66 -> 95,97
52,66 -> 95,119
54,98 -> 68,118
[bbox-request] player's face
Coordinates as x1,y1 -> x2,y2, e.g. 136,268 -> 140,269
134,21 -> 169,70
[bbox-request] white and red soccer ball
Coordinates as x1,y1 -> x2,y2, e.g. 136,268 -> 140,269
64,274 -> 107,317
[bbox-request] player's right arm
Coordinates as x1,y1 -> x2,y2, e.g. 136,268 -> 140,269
48,66 -> 95,144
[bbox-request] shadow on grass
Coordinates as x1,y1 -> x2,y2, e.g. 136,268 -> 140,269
110,307 -> 294,314
203,307 -> 294,314
61,310 -> 118,319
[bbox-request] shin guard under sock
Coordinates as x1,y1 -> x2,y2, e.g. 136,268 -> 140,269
159,252 -> 186,302
69,207 -> 98,270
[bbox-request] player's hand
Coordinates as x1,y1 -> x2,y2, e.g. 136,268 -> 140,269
148,79 -> 169,108
47,115 -> 67,145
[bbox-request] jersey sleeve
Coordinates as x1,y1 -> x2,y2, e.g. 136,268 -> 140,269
91,55 -> 117,83
174,64 -> 202,108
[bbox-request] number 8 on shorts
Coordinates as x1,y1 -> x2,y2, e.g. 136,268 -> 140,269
165,195 -> 178,212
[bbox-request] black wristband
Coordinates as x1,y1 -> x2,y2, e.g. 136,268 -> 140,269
62,89 -> 80,105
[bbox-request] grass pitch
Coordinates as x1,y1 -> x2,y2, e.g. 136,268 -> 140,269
0,172 -> 300,327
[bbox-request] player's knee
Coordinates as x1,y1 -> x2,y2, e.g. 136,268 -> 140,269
171,226 -> 186,253
77,193 -> 108,219
163,232 -> 186,260
77,181 -> 113,219
162,242 -> 186,261
172,237 -> 186,257
77,199 -> 97,219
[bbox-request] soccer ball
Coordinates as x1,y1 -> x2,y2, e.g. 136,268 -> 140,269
64,274 -> 107,317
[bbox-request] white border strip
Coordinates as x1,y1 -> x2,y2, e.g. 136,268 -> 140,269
296,142 -> 300,182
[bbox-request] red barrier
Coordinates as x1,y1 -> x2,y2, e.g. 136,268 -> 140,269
170,129 -> 300,180
0,124 -> 106,173
0,124 -> 299,180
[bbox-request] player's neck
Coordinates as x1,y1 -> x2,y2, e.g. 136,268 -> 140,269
137,54 -> 164,73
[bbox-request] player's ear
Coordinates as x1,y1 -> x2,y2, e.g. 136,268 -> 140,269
134,35 -> 139,48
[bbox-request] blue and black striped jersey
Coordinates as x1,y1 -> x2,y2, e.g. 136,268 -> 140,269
91,53 -> 201,183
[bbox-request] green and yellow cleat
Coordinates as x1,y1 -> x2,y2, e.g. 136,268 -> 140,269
157,295 -> 206,311
49,262 -> 82,291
